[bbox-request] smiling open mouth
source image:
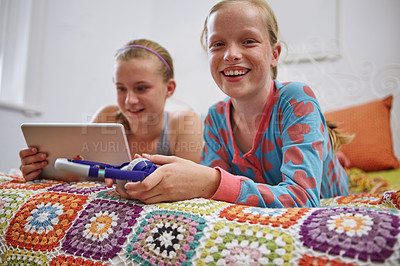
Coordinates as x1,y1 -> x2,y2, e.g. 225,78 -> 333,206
129,108 -> 144,114
223,69 -> 249,77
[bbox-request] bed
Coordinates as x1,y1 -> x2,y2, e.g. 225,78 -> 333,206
0,167 -> 399,266
2,88 -> 400,265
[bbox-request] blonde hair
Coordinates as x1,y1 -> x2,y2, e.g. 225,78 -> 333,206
114,39 -> 174,131
200,0 -> 280,79
115,39 -> 174,82
326,121 -> 354,153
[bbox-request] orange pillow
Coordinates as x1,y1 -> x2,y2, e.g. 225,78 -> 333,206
324,95 -> 399,172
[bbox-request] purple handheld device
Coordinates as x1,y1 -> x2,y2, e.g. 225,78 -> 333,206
55,158 -> 157,181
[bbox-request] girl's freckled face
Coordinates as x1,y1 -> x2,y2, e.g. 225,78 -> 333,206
206,2 -> 278,100
114,57 -> 168,126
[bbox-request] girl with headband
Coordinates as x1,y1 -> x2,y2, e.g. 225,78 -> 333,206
119,0 -> 351,207
19,39 -> 203,181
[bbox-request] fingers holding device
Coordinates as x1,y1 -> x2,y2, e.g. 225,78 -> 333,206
55,158 -> 157,182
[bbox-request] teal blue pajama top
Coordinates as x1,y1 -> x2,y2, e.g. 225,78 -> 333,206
200,80 -> 349,208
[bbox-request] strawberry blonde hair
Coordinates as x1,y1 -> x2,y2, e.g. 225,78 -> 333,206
200,0 -> 280,79
200,1 -> 353,153
116,39 -> 174,82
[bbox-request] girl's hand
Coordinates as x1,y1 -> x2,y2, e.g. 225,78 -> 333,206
119,154 -> 221,204
104,153 -> 144,188
19,147 -> 48,181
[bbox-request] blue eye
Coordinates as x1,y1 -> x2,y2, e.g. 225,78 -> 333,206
210,42 -> 224,49
137,86 -> 148,92
243,39 -> 256,44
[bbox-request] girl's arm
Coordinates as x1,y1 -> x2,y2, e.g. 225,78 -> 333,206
117,104 -> 324,207
201,88 -> 329,208
115,86 -> 343,207
119,154 -> 221,204
204,108 -> 325,208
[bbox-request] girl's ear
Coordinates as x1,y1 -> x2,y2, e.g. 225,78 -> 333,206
166,79 -> 176,98
270,43 -> 281,68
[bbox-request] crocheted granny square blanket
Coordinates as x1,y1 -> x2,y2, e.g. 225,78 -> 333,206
0,174 -> 400,265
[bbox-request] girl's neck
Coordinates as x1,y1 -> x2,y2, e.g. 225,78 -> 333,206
231,82 -> 272,127
230,81 -> 274,154
126,116 -> 165,156
127,114 -> 164,141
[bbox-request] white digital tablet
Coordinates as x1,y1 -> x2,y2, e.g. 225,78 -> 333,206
21,123 -> 132,180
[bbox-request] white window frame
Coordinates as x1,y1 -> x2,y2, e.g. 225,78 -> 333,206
0,0 -> 45,116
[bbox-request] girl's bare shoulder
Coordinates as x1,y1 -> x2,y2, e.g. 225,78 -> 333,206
169,110 -> 201,124
169,110 -> 202,133
168,110 -> 203,162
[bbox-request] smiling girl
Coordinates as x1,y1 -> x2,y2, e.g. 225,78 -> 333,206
19,39 -> 203,181
119,0 -> 350,208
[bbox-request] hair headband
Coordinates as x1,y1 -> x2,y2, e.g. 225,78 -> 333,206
118,45 -> 173,77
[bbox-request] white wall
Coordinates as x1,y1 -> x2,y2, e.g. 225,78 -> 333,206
0,0 -> 399,172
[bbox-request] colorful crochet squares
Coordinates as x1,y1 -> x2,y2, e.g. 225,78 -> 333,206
62,199 -> 143,261
5,192 -> 88,251
2,250 -> 49,265
0,179 -> 62,190
50,255 -> 106,266
220,204 -> 309,228
335,193 -> 382,206
381,190 -> 400,210
156,198 -> 229,216
1,172 -> 400,266
199,221 -> 294,265
127,210 -> 206,265
300,207 -> 400,263
298,254 -> 357,266
0,189 -> 33,235
48,181 -> 109,195
97,188 -> 135,202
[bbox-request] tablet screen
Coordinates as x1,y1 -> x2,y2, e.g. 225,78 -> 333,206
21,123 -> 131,180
